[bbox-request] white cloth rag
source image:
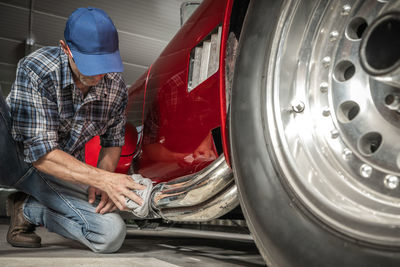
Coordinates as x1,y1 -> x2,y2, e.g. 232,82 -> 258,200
125,174 -> 153,218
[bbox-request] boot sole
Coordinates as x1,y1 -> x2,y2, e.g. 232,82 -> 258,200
7,239 -> 41,248
6,193 -> 41,248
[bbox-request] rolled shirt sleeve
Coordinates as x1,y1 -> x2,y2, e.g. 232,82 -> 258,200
7,66 -> 59,163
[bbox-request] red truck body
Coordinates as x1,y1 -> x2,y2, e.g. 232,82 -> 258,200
86,0 -> 233,183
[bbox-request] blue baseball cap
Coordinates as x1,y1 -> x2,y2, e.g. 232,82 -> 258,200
64,7 -> 124,76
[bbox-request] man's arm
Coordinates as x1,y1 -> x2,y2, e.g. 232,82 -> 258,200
88,147 -> 122,213
97,146 -> 121,172
33,148 -> 144,211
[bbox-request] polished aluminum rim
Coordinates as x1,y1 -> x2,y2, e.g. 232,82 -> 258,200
267,0 -> 400,247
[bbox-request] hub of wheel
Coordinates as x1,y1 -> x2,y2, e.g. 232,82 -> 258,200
268,0 -> 400,247
360,10 -> 400,88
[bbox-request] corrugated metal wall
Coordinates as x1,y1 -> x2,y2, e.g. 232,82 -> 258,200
0,0 -> 188,96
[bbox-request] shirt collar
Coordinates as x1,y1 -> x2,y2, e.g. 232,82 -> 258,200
84,78 -> 107,103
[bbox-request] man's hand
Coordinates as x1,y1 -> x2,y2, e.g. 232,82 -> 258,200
102,173 -> 146,211
94,147 -> 146,212
88,186 -> 117,214
32,149 -> 146,212
95,146 -> 146,212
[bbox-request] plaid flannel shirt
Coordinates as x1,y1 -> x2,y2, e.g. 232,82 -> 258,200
6,46 -> 127,163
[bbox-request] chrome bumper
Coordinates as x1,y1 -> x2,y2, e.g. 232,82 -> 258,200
151,155 -> 239,222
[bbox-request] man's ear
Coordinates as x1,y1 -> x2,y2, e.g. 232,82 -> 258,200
59,40 -> 71,57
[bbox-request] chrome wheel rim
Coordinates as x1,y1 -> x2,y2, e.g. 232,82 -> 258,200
268,0 -> 400,247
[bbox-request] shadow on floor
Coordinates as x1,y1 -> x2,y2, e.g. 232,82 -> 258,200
0,218 -> 265,266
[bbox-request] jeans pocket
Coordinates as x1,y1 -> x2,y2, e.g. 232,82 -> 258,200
13,166 -> 35,189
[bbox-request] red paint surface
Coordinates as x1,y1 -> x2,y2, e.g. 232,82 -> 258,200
85,123 -> 138,174
130,0 -> 230,183
219,0 -> 234,167
85,0 -> 233,181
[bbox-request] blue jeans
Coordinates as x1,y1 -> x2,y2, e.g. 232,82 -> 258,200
0,92 -> 126,253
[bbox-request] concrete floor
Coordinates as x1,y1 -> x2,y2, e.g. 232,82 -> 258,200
0,219 -> 265,266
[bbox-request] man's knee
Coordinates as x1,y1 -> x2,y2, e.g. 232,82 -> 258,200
92,213 -> 126,254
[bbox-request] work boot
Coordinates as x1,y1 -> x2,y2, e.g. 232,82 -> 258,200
6,192 -> 41,248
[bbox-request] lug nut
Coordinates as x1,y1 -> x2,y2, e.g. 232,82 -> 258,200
331,129 -> 339,139
342,148 -> 352,160
360,164 -> 373,178
341,4 -> 351,16
322,107 -> 331,116
291,100 -> 305,113
322,56 -> 331,68
320,82 -> 329,93
330,31 -> 339,41
384,175 -> 399,189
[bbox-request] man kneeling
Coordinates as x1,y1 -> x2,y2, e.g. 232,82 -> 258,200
4,7 -> 144,253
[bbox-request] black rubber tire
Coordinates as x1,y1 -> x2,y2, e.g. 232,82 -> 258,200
229,1 -> 400,266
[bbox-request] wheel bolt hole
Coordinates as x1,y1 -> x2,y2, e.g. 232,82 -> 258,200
347,106 -> 359,120
346,17 -> 368,40
370,142 -> 380,153
334,60 -> 356,82
384,94 -> 400,111
337,101 -> 360,123
358,132 -> 382,156
344,65 -> 355,80
385,94 -> 395,105
356,23 -> 368,38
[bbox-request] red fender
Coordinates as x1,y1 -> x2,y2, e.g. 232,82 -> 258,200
85,123 -> 138,174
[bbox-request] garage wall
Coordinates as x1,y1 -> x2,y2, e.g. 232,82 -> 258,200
0,0 -> 191,96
